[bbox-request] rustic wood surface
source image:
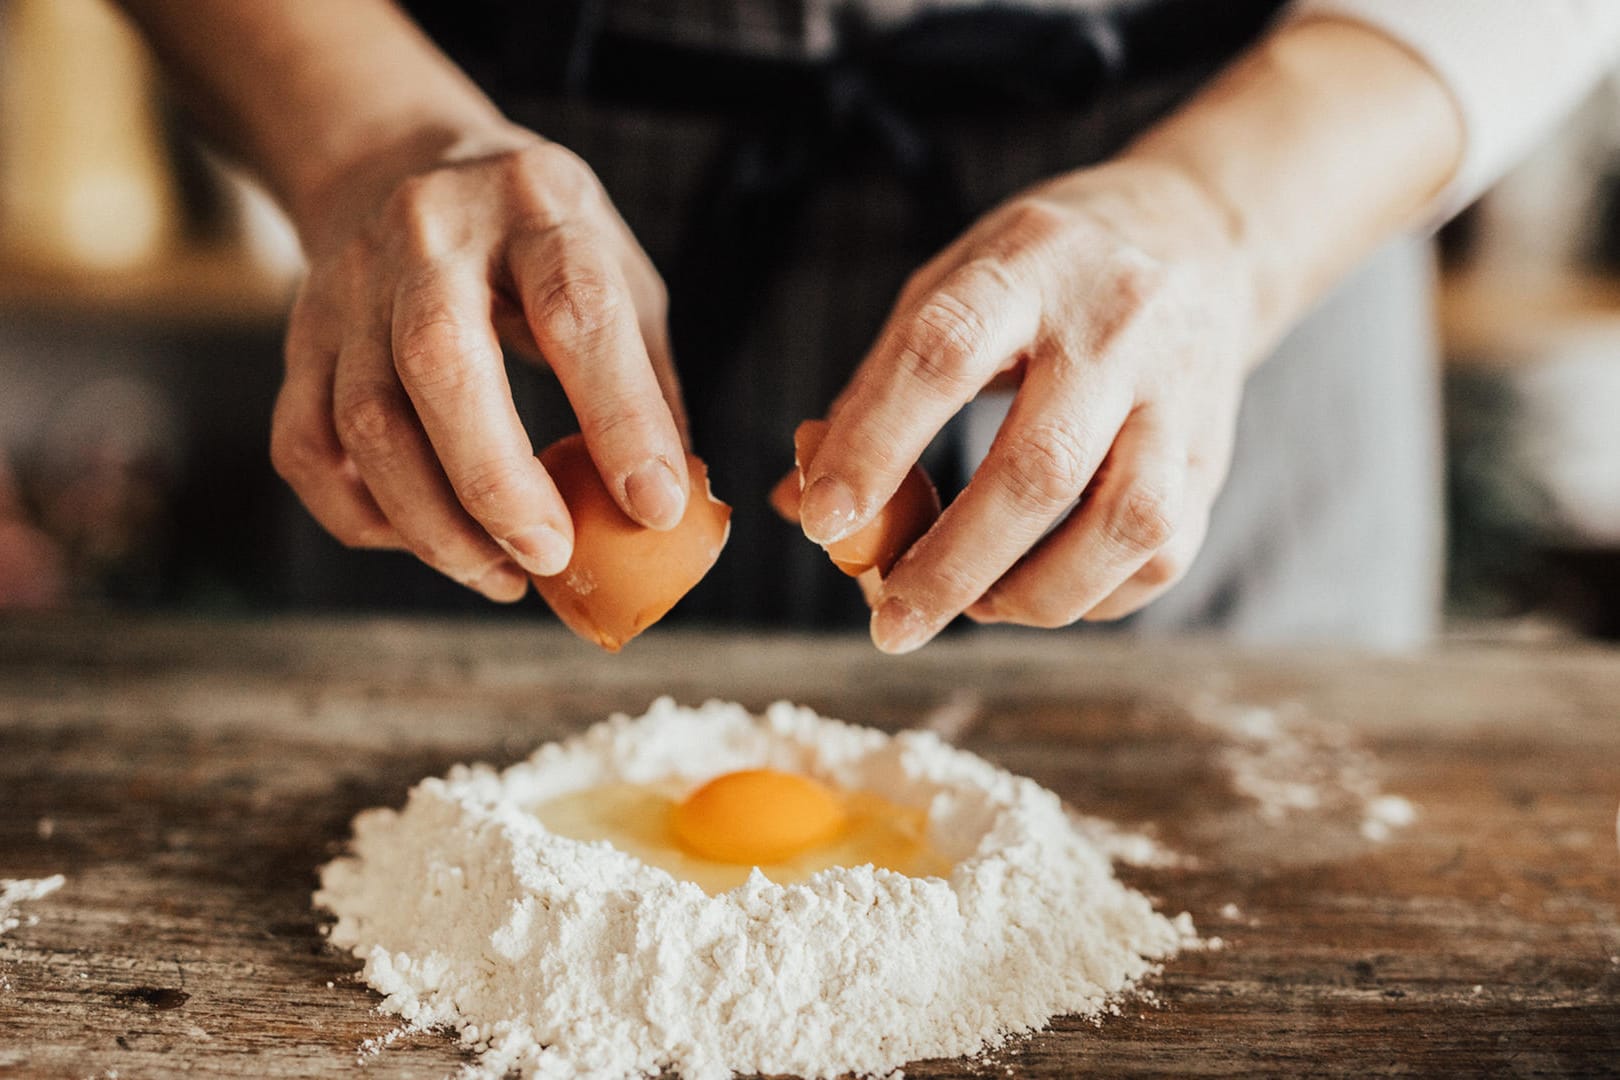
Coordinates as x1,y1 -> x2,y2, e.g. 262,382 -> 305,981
1,614 -> 1617,1078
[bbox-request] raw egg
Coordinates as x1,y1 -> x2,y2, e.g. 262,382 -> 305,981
534,770 -> 952,895
671,769 -> 845,864
774,419 -> 941,577
532,434 -> 730,652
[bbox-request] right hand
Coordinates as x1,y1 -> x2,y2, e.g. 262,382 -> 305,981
271,128 -> 688,601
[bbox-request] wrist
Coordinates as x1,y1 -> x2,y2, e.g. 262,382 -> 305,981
1119,18 -> 1462,355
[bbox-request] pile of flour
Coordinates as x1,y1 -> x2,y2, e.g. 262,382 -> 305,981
316,698 -> 1192,1080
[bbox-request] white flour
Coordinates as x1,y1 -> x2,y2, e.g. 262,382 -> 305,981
1192,698 -> 1417,841
0,875 -> 64,938
316,699 -> 1193,1079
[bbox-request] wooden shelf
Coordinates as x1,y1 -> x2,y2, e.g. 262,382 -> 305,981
0,242 -> 298,329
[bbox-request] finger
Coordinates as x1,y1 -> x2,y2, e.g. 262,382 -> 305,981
1077,503 -> 1208,621
967,407 -> 1187,629
869,362 -> 1134,653
798,258 -> 1040,546
641,313 -> 690,448
617,241 -> 690,446
510,223 -> 689,529
1074,393 -> 1238,622
392,264 -> 573,576
332,295 -> 528,603
270,291 -> 400,550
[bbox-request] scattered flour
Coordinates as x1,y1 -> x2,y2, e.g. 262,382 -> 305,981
0,875 -> 64,938
1068,814 -> 1196,870
316,699 -> 1195,1080
1192,698 -> 1417,842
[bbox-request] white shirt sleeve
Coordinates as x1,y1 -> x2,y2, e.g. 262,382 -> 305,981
1285,0 -> 1620,216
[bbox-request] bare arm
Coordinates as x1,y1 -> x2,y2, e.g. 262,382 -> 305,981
114,0 -> 506,244
1127,17 -> 1462,358
115,1 -> 690,602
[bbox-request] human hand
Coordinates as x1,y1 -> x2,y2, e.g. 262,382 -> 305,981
271,128 -> 688,602
797,160 -> 1260,652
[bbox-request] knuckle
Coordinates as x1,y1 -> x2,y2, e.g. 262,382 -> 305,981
1000,591 -> 1083,630
380,175 -> 477,261
999,198 -> 1069,244
332,526 -> 375,551
330,518 -> 395,552
381,175 -> 437,237
1028,606 -> 1083,630
523,141 -> 593,184
1105,247 -> 1165,315
1132,550 -> 1185,589
898,293 -> 992,396
394,308 -> 483,394
454,456 -> 534,523
268,420 -> 325,483
897,267 -> 930,307
509,143 -> 599,216
1086,248 -> 1167,355
530,268 -> 623,345
997,424 -> 1091,509
1103,481 -> 1178,554
405,537 -> 453,575
1082,600 -> 1136,624
334,389 -> 403,458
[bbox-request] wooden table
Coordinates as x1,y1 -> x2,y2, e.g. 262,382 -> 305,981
2,615 -> 1617,1076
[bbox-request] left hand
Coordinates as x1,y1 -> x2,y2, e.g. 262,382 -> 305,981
796,159 -> 1262,653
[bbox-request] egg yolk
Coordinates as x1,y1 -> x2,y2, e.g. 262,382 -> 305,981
532,772 -> 952,894
670,769 -> 845,864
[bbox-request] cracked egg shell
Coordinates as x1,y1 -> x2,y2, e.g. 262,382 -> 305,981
533,434 -> 730,652
780,419 -> 941,577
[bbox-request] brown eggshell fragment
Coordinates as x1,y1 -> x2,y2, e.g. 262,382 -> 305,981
767,469 -> 801,522
533,434 -> 730,652
781,419 -> 941,578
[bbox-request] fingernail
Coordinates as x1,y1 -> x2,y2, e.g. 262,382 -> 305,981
871,597 -> 931,655
500,525 -> 572,577
474,561 -> 529,603
800,475 -> 858,545
625,458 -> 687,530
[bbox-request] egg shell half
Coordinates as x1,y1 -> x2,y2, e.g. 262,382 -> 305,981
533,434 -> 730,652
780,419 -> 941,577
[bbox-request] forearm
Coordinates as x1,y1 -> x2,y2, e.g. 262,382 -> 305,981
1123,17 -> 1464,360
113,0 -> 516,240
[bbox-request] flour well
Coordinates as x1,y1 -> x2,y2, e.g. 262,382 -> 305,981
315,699 -> 1193,1079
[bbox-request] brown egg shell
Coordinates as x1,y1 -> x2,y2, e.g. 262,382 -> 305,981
532,434 -> 730,652
785,419 -> 941,577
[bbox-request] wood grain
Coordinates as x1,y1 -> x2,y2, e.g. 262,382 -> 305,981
2,614 -> 1618,1077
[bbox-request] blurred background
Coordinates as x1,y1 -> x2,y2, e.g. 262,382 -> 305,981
2,0 -> 1619,639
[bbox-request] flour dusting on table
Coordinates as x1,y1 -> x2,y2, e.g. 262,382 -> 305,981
1193,697 -> 1417,841
315,698 -> 1194,1079
0,875 -> 64,938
